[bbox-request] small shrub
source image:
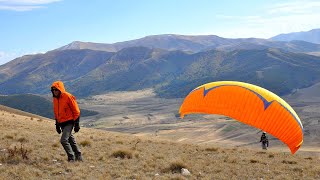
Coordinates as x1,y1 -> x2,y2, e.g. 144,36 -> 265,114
52,142 -> 59,148
116,141 -> 123,144
162,161 -> 187,174
205,147 -> 219,152
5,135 -> 14,139
256,151 -> 267,154
111,150 -> 132,159
304,157 -> 312,160
7,144 -> 30,160
293,167 -> 303,173
282,160 -> 297,164
155,155 -> 164,159
250,159 -> 259,163
79,140 -> 92,147
224,158 -> 237,164
17,137 -> 28,143
134,139 -> 141,148
268,154 -> 275,158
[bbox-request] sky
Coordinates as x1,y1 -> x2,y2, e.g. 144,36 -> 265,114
1,0 -> 320,65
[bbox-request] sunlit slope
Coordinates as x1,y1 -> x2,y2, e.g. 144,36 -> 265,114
1,106 -> 320,179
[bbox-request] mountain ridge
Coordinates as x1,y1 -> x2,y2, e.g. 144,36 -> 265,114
56,34 -> 320,54
1,47 -> 320,98
2,31 -> 320,98
270,28 -> 320,44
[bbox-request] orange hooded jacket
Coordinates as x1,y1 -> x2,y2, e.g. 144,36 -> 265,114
51,81 -> 80,124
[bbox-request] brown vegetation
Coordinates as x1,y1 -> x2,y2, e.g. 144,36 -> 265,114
1,109 -> 320,179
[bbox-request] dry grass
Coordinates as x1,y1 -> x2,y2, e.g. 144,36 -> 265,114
111,150 -> 133,159
79,140 -> 92,147
1,109 -> 320,179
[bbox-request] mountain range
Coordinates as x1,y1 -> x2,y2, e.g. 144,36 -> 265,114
58,34 -> 320,54
1,29 -> 320,98
270,29 -> 320,44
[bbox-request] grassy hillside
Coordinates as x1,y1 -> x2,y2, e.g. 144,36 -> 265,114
0,94 -> 98,119
1,107 -> 320,179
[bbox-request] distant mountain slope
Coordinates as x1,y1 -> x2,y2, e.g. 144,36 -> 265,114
1,47 -> 320,98
270,29 -> 320,44
284,82 -> 320,103
0,49 -> 114,94
0,104 -> 49,120
57,34 -> 320,54
58,34 -> 231,52
155,48 -> 320,98
0,94 -> 98,118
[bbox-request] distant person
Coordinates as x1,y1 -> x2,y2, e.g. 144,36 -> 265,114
260,132 -> 269,150
51,81 -> 82,162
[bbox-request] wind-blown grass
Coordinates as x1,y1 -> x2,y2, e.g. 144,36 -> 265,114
0,109 -> 320,179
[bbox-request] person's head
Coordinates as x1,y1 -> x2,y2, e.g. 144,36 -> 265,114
262,132 -> 266,135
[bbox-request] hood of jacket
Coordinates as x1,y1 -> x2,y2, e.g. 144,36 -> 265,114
51,81 -> 66,97
51,81 -> 66,93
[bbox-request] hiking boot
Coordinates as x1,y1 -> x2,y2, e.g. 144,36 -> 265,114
75,153 -> 83,161
68,156 -> 75,162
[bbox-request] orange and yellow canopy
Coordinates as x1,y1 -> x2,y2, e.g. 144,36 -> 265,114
179,81 -> 303,154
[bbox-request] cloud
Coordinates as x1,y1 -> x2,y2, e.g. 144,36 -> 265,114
267,1 -> 320,14
214,1 -> 320,38
0,0 -> 61,11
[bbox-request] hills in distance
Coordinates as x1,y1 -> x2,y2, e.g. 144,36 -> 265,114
1,29 -> 320,98
270,28 -> 320,44
58,33 -> 320,54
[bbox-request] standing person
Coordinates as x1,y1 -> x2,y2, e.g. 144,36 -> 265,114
260,132 -> 269,150
51,81 -> 83,162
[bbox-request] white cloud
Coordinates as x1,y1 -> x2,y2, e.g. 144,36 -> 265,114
214,1 -> 320,38
0,5 -> 42,11
0,0 -> 61,4
0,0 -> 61,11
267,1 -> 320,14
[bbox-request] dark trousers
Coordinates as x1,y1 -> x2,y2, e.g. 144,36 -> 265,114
60,123 -> 81,159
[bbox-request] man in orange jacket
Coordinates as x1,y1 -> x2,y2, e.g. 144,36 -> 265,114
51,81 -> 82,162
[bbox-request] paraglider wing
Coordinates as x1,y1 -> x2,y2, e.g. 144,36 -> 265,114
179,81 -> 303,154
